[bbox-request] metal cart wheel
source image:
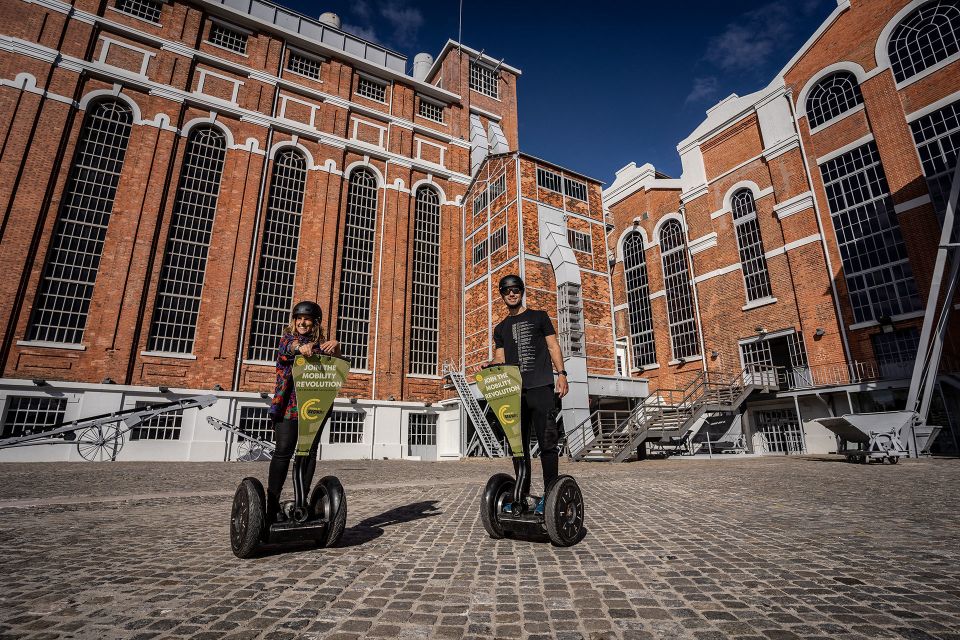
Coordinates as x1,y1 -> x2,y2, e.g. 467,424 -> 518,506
237,438 -> 271,461
76,425 -> 125,462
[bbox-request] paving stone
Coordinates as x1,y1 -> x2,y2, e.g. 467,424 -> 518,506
0,457 -> 958,639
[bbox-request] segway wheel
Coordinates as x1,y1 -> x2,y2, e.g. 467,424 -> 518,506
480,473 -> 514,539
544,475 -> 584,547
310,476 -> 347,548
231,477 -> 266,558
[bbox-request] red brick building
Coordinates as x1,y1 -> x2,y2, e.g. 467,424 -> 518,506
603,0 -> 960,457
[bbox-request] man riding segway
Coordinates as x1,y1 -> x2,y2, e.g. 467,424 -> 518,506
477,275 -> 585,546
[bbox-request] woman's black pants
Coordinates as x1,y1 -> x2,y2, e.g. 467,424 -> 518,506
512,384 -> 560,501
267,419 -> 322,504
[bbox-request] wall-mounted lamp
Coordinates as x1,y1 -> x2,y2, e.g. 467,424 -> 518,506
32,378 -> 47,387
878,315 -> 895,334
425,401 -> 433,407
101,377 -> 115,385
814,327 -> 825,338
755,326 -> 767,335
158,385 -> 170,393
710,350 -> 719,359
387,395 -> 396,401
212,384 -> 224,391
349,397 -> 358,404
259,391 -> 270,399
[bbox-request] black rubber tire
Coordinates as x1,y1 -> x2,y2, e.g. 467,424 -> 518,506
544,475 -> 584,547
480,473 -> 513,539
310,476 -> 347,548
888,456 -> 899,465
231,477 -> 265,558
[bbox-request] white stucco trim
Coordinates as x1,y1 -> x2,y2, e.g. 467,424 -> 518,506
815,133 -> 875,165
409,177 -> 448,204
688,232 -> 717,255
894,194 -> 932,214
79,86 -> 143,122
268,139 -> 316,168
651,212 -> 686,244
875,1 -> 943,74
614,226 -> 649,263
773,191 -> 815,219
180,115 -> 235,148
905,87 -> 960,122
343,159 -> 385,187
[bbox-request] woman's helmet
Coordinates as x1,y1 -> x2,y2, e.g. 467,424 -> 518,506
292,300 -> 322,319
498,274 -> 525,294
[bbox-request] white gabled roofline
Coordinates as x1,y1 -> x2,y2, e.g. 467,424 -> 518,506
425,39 -> 523,82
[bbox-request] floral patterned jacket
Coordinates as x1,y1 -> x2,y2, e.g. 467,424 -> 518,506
268,331 -> 324,422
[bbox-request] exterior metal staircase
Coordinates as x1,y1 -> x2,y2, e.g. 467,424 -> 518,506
443,362 -> 505,457
567,365 -> 777,462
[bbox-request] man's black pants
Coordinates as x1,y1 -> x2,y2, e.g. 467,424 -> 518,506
513,384 -> 560,498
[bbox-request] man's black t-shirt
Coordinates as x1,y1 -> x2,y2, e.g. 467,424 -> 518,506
493,309 -> 557,389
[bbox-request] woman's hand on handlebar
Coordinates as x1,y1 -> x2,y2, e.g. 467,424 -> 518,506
297,342 -> 315,356
318,339 -> 339,355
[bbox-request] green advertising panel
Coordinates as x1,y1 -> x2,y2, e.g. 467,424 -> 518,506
292,355 -> 350,456
474,365 -> 523,458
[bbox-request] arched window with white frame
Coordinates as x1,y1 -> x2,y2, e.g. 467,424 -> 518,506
805,71 -> 863,128
247,148 -> 307,362
731,190 -> 773,302
888,0 -> 960,83
622,232 -> 656,368
28,100 -> 134,344
409,186 -> 441,375
336,168 -> 379,369
147,126 -> 227,354
659,219 -> 700,360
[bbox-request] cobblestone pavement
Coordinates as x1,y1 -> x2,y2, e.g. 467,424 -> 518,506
1,456 -> 959,639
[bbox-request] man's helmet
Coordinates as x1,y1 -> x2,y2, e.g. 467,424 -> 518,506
292,300 -> 322,319
498,274 -> 525,294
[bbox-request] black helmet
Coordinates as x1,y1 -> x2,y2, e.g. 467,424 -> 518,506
498,274 -> 524,294
292,300 -> 322,319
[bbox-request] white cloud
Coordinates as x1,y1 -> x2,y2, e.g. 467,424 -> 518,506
380,2 -> 424,49
685,76 -> 719,104
342,22 -> 380,44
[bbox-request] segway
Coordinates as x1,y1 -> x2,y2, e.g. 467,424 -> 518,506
230,354 -> 350,558
476,365 -> 585,546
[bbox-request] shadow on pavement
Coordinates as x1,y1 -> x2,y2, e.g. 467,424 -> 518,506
336,500 -> 443,548
500,525 -> 589,547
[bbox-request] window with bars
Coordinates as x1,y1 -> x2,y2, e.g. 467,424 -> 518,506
472,189 -> 488,217
622,232 -> 656,368
1,397 -> 66,438
248,149 -> 307,362
287,52 -> 321,80
910,99 -> 960,223
659,220 -> 700,360
805,72 -> 864,129
489,174 -> 506,202
563,177 -> 587,202
872,328 -> 921,365
209,22 -> 248,54
409,187 -> 440,376
131,401 -> 182,440
536,167 -> 562,193
888,0 -> 960,83
356,76 -> 387,102
469,61 -> 498,98
147,127 -> 226,353
408,413 -> 437,446
336,169 -> 378,369
418,98 -> 443,123
116,0 -> 162,22
819,142 -> 922,323
490,225 -> 507,253
472,237 -> 488,264
238,405 -> 275,443
27,101 -> 133,344
567,228 -> 592,254
329,411 -> 363,444
731,190 -> 773,302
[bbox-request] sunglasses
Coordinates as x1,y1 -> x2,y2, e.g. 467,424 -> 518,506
501,286 -> 523,295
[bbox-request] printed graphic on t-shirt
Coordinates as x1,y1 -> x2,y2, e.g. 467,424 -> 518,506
511,320 -> 537,374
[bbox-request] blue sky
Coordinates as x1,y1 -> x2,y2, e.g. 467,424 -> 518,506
282,0 -> 836,182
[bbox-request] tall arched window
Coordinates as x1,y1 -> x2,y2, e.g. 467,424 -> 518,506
27,100 -> 133,344
622,232 -> 656,368
247,149 -> 307,361
336,168 -> 379,369
805,72 -> 863,128
731,190 -> 772,302
659,220 -> 700,360
889,0 -> 960,82
409,186 -> 441,375
147,126 -> 226,353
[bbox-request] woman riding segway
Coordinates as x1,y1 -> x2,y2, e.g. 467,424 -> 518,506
266,301 -> 341,523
